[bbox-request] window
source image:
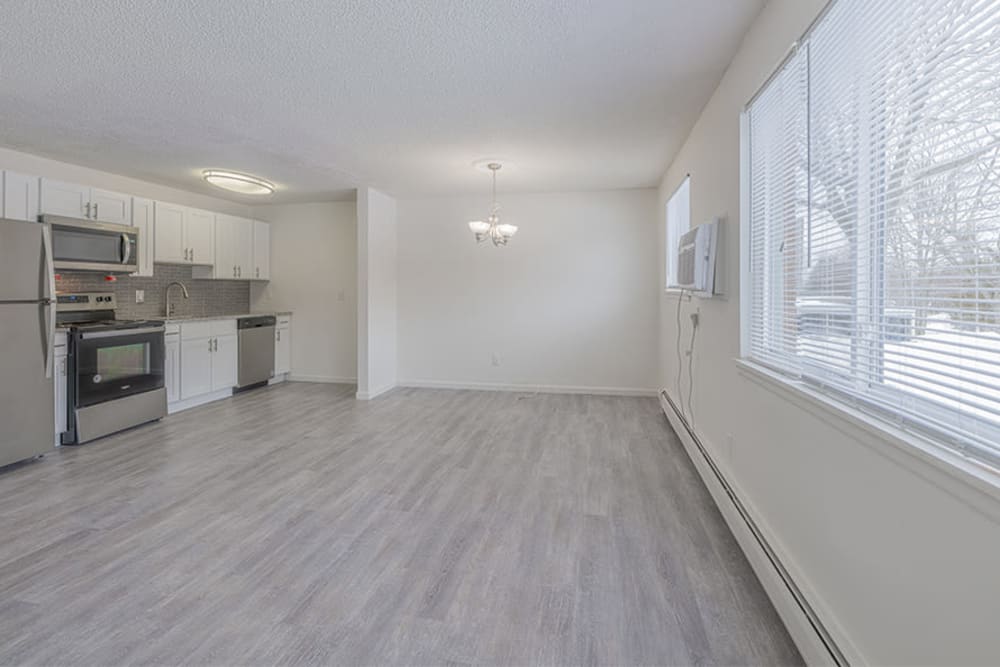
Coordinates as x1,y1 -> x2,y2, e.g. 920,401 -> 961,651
744,0 -> 1000,469
666,176 -> 690,289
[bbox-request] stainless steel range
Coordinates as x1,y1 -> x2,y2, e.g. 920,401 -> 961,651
58,292 -> 167,444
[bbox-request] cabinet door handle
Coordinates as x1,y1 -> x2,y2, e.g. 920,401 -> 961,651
233,265 -> 237,278
276,329 -> 281,342
256,267 -> 260,278
214,337 -> 219,352
191,247 -> 194,262
93,202 -> 98,219
85,202 -> 92,218
208,338 -> 213,352
238,265 -> 242,278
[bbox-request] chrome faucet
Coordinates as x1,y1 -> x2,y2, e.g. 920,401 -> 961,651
165,281 -> 189,317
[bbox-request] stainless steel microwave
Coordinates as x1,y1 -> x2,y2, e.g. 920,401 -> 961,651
41,215 -> 139,274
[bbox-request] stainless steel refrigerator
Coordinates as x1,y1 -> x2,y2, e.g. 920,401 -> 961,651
0,218 -> 56,468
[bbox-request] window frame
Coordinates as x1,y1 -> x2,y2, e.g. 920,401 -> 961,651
664,175 -> 690,292
738,7 -> 1000,474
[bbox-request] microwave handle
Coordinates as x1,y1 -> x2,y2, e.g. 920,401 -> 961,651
121,233 -> 132,265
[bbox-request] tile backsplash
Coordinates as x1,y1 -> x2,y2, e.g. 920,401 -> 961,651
56,264 -> 250,319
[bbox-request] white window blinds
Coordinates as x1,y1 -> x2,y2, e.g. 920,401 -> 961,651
745,0 -> 1000,468
666,176 -> 691,289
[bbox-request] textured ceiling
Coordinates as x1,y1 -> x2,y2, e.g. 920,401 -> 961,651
0,0 -> 763,203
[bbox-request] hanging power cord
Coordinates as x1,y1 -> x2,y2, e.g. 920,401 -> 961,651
686,309 -> 698,424
673,288 -> 701,428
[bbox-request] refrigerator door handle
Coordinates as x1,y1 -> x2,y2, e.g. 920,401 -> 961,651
41,224 -> 56,379
44,300 -> 56,380
42,223 -> 56,300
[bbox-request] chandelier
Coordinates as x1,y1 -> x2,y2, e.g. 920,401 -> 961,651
467,163 -> 517,246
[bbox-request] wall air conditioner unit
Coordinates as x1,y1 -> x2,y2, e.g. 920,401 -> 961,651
674,219 -> 719,295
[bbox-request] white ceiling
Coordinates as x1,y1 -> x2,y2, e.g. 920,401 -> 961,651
0,1 -> 763,203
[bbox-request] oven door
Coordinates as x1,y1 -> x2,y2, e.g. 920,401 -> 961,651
45,216 -> 139,274
74,327 -> 165,407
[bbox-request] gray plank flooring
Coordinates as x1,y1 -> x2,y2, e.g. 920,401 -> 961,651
0,383 -> 801,666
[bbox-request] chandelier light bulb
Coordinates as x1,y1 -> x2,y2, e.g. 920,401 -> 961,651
497,224 -> 518,238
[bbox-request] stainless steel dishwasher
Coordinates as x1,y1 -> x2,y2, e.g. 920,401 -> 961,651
237,315 -> 276,388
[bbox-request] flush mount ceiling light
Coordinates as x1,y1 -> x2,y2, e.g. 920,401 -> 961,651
467,163 -> 517,247
202,170 -> 275,195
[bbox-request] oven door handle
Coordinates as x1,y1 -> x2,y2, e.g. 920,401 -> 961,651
79,326 -> 165,340
121,232 -> 132,265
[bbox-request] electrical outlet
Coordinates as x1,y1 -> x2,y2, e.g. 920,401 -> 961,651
135,290 -> 145,304
491,353 -> 500,367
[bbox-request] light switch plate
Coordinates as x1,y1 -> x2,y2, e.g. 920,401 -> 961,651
135,290 -> 145,304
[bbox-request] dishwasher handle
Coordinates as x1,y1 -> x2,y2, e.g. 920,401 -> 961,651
237,315 -> 277,329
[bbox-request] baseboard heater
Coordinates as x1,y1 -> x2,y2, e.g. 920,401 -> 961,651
658,390 -> 848,667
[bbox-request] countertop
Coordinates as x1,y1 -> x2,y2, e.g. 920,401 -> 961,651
164,311 -> 292,323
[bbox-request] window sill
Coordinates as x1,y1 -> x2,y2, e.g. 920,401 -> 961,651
734,359 -> 1000,515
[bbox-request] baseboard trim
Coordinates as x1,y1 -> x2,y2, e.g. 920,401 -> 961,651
167,388 -> 233,415
658,389 -> 851,667
288,374 -> 357,384
398,379 -> 657,397
356,383 -> 396,401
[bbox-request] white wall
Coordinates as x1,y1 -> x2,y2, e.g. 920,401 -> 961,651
0,145 -> 251,216
356,187 -> 398,399
658,0 -> 1000,664
397,189 -> 658,394
249,202 -> 357,383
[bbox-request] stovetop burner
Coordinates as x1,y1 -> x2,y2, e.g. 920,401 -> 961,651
56,291 -> 163,332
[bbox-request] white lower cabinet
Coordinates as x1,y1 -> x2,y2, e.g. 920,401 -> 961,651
165,331 -> 180,403
173,319 -> 238,409
54,335 -> 67,445
275,316 -> 291,376
211,332 -> 238,389
180,337 -> 213,399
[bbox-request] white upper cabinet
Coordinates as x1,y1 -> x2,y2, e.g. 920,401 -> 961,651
39,179 -> 90,218
2,171 -> 40,222
253,220 -> 270,280
212,214 -> 234,278
202,214 -> 252,280
89,188 -> 131,225
131,197 -> 154,277
187,208 -> 214,265
233,217 -> 252,279
154,201 -> 187,263
154,203 -> 215,266
39,179 -> 131,224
